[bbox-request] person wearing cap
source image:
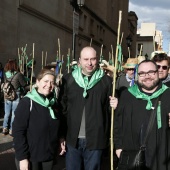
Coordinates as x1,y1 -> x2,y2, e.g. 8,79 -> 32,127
116,58 -> 138,97
152,53 -> 170,87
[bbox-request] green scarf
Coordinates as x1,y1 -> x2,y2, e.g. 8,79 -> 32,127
5,71 -> 17,78
72,67 -> 104,97
25,88 -> 56,119
128,84 -> 168,110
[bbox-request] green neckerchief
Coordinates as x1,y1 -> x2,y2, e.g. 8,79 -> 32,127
128,84 -> 168,110
25,88 -> 56,119
72,67 -> 104,97
5,71 -> 17,78
157,101 -> 161,129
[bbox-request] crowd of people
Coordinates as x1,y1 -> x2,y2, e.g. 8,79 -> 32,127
0,46 -> 170,170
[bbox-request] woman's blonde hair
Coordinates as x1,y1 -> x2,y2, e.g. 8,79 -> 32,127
36,69 -> 56,81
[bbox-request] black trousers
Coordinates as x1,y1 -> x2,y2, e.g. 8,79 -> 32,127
15,158 -> 54,170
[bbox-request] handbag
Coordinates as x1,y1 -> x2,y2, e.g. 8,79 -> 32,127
117,97 -> 160,170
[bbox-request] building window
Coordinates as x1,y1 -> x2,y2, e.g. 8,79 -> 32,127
89,19 -> 94,37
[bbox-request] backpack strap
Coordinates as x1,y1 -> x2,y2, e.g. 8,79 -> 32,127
5,72 -> 19,83
30,99 -> 32,112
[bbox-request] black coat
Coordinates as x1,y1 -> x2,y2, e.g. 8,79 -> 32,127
59,73 -> 112,150
114,84 -> 170,170
13,96 -> 61,162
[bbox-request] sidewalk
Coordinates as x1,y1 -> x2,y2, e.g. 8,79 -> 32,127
0,118 -> 13,153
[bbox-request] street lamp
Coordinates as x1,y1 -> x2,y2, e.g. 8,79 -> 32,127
126,35 -> 132,58
77,0 -> 85,7
70,0 -> 85,60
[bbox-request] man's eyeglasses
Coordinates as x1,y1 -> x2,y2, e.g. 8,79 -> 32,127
157,65 -> 169,70
138,70 -> 158,77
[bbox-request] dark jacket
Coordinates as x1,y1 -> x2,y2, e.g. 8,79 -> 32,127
59,73 -> 112,150
114,84 -> 170,170
13,96 -> 61,162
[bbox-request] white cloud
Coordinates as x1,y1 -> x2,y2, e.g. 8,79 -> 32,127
129,1 -> 170,52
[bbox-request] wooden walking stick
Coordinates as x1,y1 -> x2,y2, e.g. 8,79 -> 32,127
67,48 -> 70,73
90,38 -> 93,47
153,32 -> 155,52
110,10 -> 122,170
58,38 -> 61,61
45,51 -> 47,66
42,51 -> 44,69
111,45 -> 114,66
30,43 -> 35,92
120,32 -> 124,45
18,48 -> 21,71
128,46 -> 130,58
139,44 -> 143,56
100,44 -> 103,63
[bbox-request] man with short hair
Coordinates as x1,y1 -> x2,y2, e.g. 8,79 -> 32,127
59,46 -> 117,170
114,60 -> 170,170
152,53 -> 170,87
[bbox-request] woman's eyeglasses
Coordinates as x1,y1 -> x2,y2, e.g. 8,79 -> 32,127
157,65 -> 169,70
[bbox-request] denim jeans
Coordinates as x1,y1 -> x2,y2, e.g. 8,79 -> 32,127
3,92 -> 20,130
66,138 -> 103,170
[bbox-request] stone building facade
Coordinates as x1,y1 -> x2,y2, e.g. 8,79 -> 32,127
0,0 -> 137,73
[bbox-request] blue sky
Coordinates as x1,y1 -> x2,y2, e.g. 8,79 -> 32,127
129,0 -> 170,53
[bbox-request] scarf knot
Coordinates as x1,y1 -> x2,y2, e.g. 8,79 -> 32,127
25,88 -> 57,119
128,84 -> 168,110
72,67 -> 104,98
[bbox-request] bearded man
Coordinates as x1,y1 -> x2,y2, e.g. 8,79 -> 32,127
114,60 -> 170,170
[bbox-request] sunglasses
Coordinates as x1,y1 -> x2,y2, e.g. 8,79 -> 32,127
157,65 -> 169,70
126,68 -> 134,71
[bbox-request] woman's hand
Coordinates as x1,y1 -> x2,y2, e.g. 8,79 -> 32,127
59,138 -> 66,155
116,149 -> 122,158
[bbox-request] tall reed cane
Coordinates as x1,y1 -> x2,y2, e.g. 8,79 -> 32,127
45,51 -> 47,66
58,38 -> 61,61
42,51 -> 44,69
153,33 -> 155,52
90,38 -> 92,47
30,43 -> 35,92
110,10 -> 122,170
111,45 -> 114,65
139,44 -> 143,56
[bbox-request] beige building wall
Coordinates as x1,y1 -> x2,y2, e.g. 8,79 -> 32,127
136,23 -> 163,58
